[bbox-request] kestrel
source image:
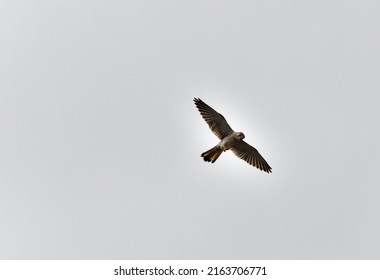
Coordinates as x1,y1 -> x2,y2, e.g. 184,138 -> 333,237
194,98 -> 272,173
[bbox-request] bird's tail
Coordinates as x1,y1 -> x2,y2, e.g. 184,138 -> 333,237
201,145 -> 223,163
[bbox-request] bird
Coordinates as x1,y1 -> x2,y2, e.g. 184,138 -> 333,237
194,98 -> 272,173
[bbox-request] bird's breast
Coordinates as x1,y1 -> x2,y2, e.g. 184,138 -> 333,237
219,134 -> 239,151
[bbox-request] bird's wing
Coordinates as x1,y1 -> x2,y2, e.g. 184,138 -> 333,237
193,98 -> 234,140
231,140 -> 272,173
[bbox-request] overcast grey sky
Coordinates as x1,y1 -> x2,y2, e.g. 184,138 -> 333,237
1,0 -> 380,259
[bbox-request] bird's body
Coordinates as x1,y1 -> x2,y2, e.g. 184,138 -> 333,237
201,132 -> 244,163
194,98 -> 272,173
219,131 -> 244,151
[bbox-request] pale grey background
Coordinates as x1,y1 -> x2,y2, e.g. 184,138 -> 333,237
1,0 -> 380,259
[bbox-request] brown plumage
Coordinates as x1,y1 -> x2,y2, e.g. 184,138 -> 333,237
194,98 -> 272,173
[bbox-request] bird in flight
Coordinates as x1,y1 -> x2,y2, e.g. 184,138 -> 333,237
194,98 -> 272,173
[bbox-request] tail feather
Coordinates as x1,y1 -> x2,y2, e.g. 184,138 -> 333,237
201,145 -> 223,163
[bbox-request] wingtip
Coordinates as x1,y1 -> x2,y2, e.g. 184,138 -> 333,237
193,97 -> 201,104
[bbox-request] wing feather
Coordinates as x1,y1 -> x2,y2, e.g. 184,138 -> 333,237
193,98 -> 234,140
231,140 -> 272,173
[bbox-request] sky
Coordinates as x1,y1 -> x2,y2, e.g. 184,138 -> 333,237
1,0 -> 380,259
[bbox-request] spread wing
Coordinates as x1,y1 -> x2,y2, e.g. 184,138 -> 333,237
193,98 -> 234,139
231,140 -> 272,173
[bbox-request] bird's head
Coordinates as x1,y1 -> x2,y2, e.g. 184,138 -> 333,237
237,132 -> 245,140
